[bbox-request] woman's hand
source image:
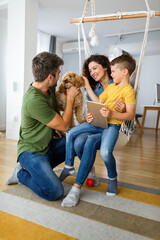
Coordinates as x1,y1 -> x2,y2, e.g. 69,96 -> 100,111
81,76 -> 90,91
85,113 -> 94,123
114,99 -> 126,113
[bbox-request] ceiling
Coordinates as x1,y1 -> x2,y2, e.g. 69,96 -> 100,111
0,0 -> 160,55
38,0 -> 160,42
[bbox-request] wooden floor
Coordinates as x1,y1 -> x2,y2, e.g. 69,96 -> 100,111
0,128 -> 160,191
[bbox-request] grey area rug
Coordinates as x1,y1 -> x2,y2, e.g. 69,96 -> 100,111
2,180 -> 160,240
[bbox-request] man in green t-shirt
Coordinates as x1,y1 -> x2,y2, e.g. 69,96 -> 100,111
6,52 -> 79,201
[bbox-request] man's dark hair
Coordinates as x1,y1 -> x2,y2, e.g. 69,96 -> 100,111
32,52 -> 64,82
110,53 -> 136,76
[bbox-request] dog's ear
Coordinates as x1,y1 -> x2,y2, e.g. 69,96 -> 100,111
58,84 -> 66,93
75,75 -> 84,88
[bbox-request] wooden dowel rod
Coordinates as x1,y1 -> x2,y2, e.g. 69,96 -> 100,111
70,12 -> 160,23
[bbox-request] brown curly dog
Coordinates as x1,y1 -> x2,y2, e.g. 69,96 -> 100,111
56,72 -> 85,128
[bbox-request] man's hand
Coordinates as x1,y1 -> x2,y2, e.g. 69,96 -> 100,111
114,99 -> 126,113
67,86 -> 80,101
100,107 -> 112,118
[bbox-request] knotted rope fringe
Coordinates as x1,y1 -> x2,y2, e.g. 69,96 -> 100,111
120,0 -> 155,142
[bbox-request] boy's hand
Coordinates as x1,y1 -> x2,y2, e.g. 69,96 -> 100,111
114,99 -> 126,112
100,107 -> 112,118
67,86 -> 79,101
85,113 -> 94,123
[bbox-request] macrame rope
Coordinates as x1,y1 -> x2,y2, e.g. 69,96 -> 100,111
77,0 -> 93,116
116,10 -> 122,19
88,0 -> 96,38
120,0 -> 155,142
77,0 -> 93,74
89,0 -> 98,46
134,0 -> 155,99
77,23 -> 82,75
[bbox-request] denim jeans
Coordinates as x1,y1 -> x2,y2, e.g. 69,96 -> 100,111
17,137 -> 65,201
74,132 -> 101,159
65,122 -> 120,186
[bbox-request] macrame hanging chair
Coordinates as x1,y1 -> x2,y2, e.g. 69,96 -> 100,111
70,0 -> 159,149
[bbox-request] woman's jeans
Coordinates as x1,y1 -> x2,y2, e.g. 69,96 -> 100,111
65,122 -> 120,186
17,137 -> 66,201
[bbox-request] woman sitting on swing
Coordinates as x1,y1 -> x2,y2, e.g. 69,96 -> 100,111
60,53 -> 136,207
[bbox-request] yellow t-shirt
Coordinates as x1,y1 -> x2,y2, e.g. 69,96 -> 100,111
99,83 -> 135,125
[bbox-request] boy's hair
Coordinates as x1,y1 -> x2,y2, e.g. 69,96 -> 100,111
110,53 -> 136,76
82,54 -> 111,90
32,52 -> 64,82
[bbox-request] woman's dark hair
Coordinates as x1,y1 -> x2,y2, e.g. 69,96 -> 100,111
82,54 -> 111,90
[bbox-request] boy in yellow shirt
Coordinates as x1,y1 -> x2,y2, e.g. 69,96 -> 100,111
60,53 -> 136,207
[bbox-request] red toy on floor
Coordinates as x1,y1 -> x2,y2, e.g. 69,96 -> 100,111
86,178 -> 94,187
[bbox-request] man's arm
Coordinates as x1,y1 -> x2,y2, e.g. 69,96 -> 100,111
100,104 -> 135,121
46,86 -> 79,131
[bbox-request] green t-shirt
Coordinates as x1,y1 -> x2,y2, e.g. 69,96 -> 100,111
17,85 -> 57,158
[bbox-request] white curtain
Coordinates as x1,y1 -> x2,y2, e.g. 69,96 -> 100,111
37,30 -> 51,54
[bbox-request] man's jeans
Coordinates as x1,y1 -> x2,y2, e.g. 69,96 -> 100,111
17,137 -> 65,201
65,122 -> 120,186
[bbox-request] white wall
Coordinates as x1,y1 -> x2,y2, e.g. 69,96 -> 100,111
6,0 -> 38,140
136,55 -> 160,128
0,9 -> 7,131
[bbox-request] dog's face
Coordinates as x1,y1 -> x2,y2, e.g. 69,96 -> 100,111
62,72 -> 84,89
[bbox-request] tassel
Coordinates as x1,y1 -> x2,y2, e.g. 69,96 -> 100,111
88,26 -> 95,38
90,35 -> 98,46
